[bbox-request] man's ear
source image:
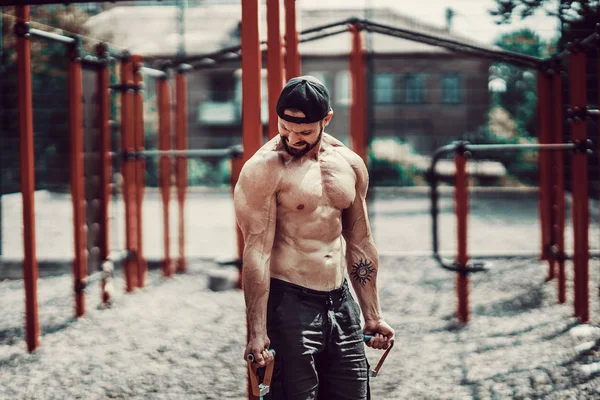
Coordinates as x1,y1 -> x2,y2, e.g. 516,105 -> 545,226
323,110 -> 334,127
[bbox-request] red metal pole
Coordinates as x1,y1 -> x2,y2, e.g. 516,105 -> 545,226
158,77 -> 173,278
349,25 -> 368,165
284,0 -> 301,80
536,71 -> 554,280
551,71 -> 566,304
120,54 -> 139,291
568,46 -> 589,323
132,55 -> 147,288
68,39 -> 87,317
15,5 -> 40,352
242,2 -> 263,398
267,0 -> 285,140
96,43 -> 112,305
175,70 -> 188,273
241,1 -> 264,164
454,151 -> 469,323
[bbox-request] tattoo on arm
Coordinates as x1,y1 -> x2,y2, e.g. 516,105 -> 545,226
350,260 -> 375,286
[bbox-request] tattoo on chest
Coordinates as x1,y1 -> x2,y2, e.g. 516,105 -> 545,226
350,260 -> 375,286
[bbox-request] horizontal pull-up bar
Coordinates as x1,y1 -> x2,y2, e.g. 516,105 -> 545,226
30,28 -> 76,44
300,27 -> 352,45
567,106 -> 600,120
299,18 -> 356,36
140,148 -> 243,158
140,67 -> 167,79
432,142 -> 579,159
460,142 -> 578,152
187,27 -> 353,69
179,17 -> 546,71
361,20 -> 542,70
180,19 -> 356,66
110,146 -> 244,160
12,16 -> 180,75
429,139 -> 587,276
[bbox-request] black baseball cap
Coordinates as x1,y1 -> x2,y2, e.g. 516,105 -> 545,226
276,75 -> 332,124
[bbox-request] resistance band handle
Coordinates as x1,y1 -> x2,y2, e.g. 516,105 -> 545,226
246,349 -> 276,363
363,334 -> 394,377
247,349 -> 276,398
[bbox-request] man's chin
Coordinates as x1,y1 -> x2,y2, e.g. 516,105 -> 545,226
287,149 -> 308,157
285,145 -> 308,157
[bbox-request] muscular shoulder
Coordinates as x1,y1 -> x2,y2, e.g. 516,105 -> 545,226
237,139 -> 283,195
323,134 -> 368,185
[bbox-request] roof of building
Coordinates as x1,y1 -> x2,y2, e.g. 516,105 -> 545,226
85,4 -> 498,58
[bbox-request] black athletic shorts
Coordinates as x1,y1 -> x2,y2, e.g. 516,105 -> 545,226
264,278 -> 370,400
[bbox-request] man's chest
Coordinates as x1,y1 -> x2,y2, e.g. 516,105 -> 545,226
276,156 -> 356,213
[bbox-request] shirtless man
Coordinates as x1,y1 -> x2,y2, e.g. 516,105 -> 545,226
234,76 -> 394,399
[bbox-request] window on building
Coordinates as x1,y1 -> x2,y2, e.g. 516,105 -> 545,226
442,73 -> 461,104
232,69 -> 269,124
335,70 -> 351,106
197,72 -> 238,125
374,73 -> 395,104
209,72 -> 235,102
404,74 -> 426,104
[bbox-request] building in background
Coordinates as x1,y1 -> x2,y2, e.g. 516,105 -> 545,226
86,3 -> 493,156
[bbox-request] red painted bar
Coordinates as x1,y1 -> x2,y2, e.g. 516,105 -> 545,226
158,77 -> 173,278
284,0 -> 301,80
68,41 -> 87,317
241,0 -> 264,164
132,55 -> 147,288
349,25 -> 368,164
15,5 -> 40,352
241,2 -> 262,397
568,47 -> 589,322
96,43 -> 112,304
120,55 -> 139,291
454,152 -> 469,323
267,0 -> 285,140
175,71 -> 188,273
536,71 -> 554,279
551,72 -> 566,304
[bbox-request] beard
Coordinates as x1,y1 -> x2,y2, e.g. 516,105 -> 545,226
283,124 -> 324,158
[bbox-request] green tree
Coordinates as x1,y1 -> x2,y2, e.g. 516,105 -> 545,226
490,29 -> 555,137
489,0 -> 600,50
490,1 -> 600,196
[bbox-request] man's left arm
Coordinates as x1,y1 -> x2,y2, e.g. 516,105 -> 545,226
342,156 -> 394,350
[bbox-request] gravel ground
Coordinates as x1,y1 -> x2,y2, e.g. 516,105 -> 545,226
1,188 -> 600,399
1,257 -> 599,399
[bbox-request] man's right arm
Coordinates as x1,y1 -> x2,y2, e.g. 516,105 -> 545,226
233,154 -> 278,365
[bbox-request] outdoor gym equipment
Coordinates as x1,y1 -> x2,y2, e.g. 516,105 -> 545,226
363,334 -> 394,378
247,350 -> 276,399
6,5 -> 199,353
428,135 -> 597,324
426,24 -> 600,324
429,141 -> 578,323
